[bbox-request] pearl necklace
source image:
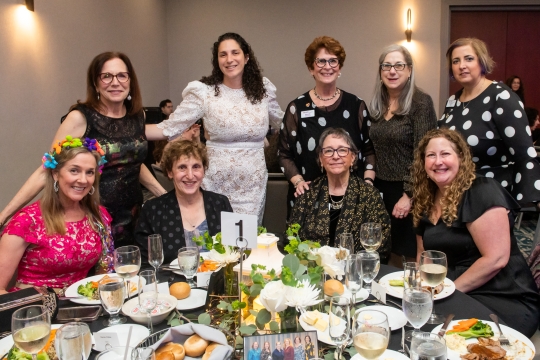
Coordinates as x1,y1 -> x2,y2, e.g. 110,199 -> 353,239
313,87 -> 340,101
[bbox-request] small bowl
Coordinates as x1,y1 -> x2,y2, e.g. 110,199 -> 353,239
122,293 -> 177,325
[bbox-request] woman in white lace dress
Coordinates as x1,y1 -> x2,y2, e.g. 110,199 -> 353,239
146,33 -> 284,223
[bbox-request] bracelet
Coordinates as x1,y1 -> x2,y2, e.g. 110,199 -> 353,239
293,178 -> 305,188
364,177 -> 374,184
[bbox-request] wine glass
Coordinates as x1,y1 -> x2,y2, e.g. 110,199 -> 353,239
339,233 -> 354,255
12,305 -> 51,360
420,250 -> 447,324
358,250 -> 380,294
402,288 -> 433,341
352,309 -> 390,360
404,262 -> 421,290
328,296 -> 351,360
345,254 -> 363,305
359,223 -> 382,252
138,270 -> 158,334
148,235 -> 164,272
114,245 -> 141,299
410,332 -> 446,360
177,246 -> 200,288
55,322 -> 92,360
99,277 -> 127,326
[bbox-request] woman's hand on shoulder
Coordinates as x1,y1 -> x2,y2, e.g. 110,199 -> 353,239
392,193 -> 412,218
292,175 -> 310,197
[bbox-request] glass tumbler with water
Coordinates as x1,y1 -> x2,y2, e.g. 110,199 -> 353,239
55,322 -> 92,360
402,288 -> 433,341
177,246 -> 200,288
358,250 -> 380,294
410,332 -> 446,360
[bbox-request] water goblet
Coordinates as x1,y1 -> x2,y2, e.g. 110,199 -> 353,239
353,309 -> 390,360
99,277 -> 127,326
345,254 -> 363,305
177,246 -> 200,288
148,235 -> 164,272
420,250 -> 447,324
410,332 -> 446,360
328,296 -> 351,360
138,270 -> 158,333
358,250 -> 380,294
55,322 -> 92,360
359,222 -> 382,252
402,288 -> 433,341
114,245 -> 141,299
12,305 -> 51,360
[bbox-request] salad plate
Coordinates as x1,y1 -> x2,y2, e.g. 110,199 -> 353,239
378,271 -> 455,300
65,274 -> 141,305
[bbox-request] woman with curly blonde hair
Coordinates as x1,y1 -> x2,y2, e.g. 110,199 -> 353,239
412,128 -> 539,337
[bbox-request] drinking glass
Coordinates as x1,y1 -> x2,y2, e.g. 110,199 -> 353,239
12,305 -> 51,360
148,235 -> 164,272
404,262 -> 421,290
345,254 -> 363,305
402,288 -> 433,341
177,247 -> 200,288
359,223 -> 382,252
420,250 -> 447,324
114,245 -> 141,299
358,250 -> 380,294
55,322 -> 92,360
328,296 -> 351,360
410,332 -> 446,360
338,233 -> 354,255
352,309 -> 390,360
138,270 -> 158,334
99,277 -> 126,326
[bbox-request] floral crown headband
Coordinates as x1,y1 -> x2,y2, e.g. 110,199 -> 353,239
42,135 -> 107,173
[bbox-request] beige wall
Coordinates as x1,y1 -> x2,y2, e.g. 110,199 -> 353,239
0,0 -> 169,211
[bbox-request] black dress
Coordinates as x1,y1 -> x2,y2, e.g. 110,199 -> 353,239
439,82 -> 540,204
64,105 -> 147,246
278,90 -> 375,217
416,177 -> 540,337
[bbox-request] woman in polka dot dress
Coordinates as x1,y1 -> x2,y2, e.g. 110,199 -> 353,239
278,36 -> 375,218
368,45 -> 437,265
440,38 -> 540,204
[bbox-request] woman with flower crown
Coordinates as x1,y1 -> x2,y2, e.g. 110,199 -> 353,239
0,137 -> 113,294
0,52 -> 167,247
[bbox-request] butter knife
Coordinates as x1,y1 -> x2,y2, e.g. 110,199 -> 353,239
438,313 -> 455,337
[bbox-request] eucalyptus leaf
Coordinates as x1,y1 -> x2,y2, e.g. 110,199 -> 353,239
235,335 -> 244,345
168,318 -> 181,327
295,264 -> 307,278
250,284 -> 263,297
198,313 -> 211,325
324,352 -> 335,360
298,243 -> 310,252
239,325 -> 257,335
256,308 -> 271,324
307,253 -> 318,261
269,321 -> 280,331
249,310 -> 259,317
345,346 -> 358,356
217,301 -> 229,310
283,254 -> 300,273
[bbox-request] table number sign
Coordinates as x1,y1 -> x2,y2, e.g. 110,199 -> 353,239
221,212 -> 257,249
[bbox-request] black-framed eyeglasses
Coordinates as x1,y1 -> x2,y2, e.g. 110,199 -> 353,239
321,147 -> 351,157
99,72 -> 130,84
315,58 -> 339,68
380,63 -> 407,71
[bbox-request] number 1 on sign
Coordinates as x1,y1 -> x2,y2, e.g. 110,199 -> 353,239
235,220 -> 243,238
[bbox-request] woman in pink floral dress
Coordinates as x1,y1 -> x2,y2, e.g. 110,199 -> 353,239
0,137 -> 113,293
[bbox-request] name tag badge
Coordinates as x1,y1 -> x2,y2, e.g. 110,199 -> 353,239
446,100 -> 456,107
301,110 -> 315,118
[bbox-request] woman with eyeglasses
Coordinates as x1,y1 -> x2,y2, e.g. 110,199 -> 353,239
286,128 -> 390,262
368,44 -> 437,267
0,52 -> 167,246
278,36 -> 375,218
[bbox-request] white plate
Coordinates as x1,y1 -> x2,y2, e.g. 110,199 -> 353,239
325,288 -> 370,304
432,320 -> 535,360
299,312 -> 345,345
169,253 -> 211,275
176,288 -> 207,310
92,324 -> 149,352
351,349 -> 409,360
378,271 -> 456,300
0,324 -> 62,358
65,274 -> 141,305
355,305 -> 407,331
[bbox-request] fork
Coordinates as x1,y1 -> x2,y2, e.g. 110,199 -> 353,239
489,314 -> 511,346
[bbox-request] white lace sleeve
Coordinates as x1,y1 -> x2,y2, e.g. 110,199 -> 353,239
156,81 -> 206,140
264,77 -> 284,130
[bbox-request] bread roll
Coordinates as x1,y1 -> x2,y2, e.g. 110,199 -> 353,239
324,279 -> 344,296
169,282 -> 191,300
202,343 -> 219,360
156,351 -> 174,360
184,334 -> 209,357
156,342 -> 185,360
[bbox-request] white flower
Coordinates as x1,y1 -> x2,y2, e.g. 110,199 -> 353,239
206,246 -> 240,267
259,281 -> 289,313
311,246 -> 345,280
285,279 -> 322,311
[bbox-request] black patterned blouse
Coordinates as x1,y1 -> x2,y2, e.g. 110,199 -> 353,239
439,82 -> 540,204
135,190 -> 233,267
286,175 -> 391,263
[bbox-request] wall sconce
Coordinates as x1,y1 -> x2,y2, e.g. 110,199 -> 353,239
405,8 -> 412,42
25,0 -> 34,11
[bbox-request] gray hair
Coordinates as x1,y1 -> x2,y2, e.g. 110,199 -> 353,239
369,44 -> 417,120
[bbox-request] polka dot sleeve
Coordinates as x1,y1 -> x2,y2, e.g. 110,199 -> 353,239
277,100 -> 301,181
357,101 -> 376,173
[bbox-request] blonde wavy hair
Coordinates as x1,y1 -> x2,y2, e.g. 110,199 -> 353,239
411,129 -> 476,227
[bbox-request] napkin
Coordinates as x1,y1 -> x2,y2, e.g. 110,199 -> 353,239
149,323 -> 233,360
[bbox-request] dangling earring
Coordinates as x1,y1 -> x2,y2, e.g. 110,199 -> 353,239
127,93 -> 132,101
350,166 -> 353,173
338,73 -> 342,78
54,181 -> 59,193
321,165 -> 324,173
97,93 -> 100,100
88,186 -> 95,195
408,77 -> 411,82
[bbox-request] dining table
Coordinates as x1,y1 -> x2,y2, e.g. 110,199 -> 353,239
44,263 -> 497,360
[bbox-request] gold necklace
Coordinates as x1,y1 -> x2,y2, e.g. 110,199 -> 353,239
313,87 -> 340,101
329,194 -> 344,210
